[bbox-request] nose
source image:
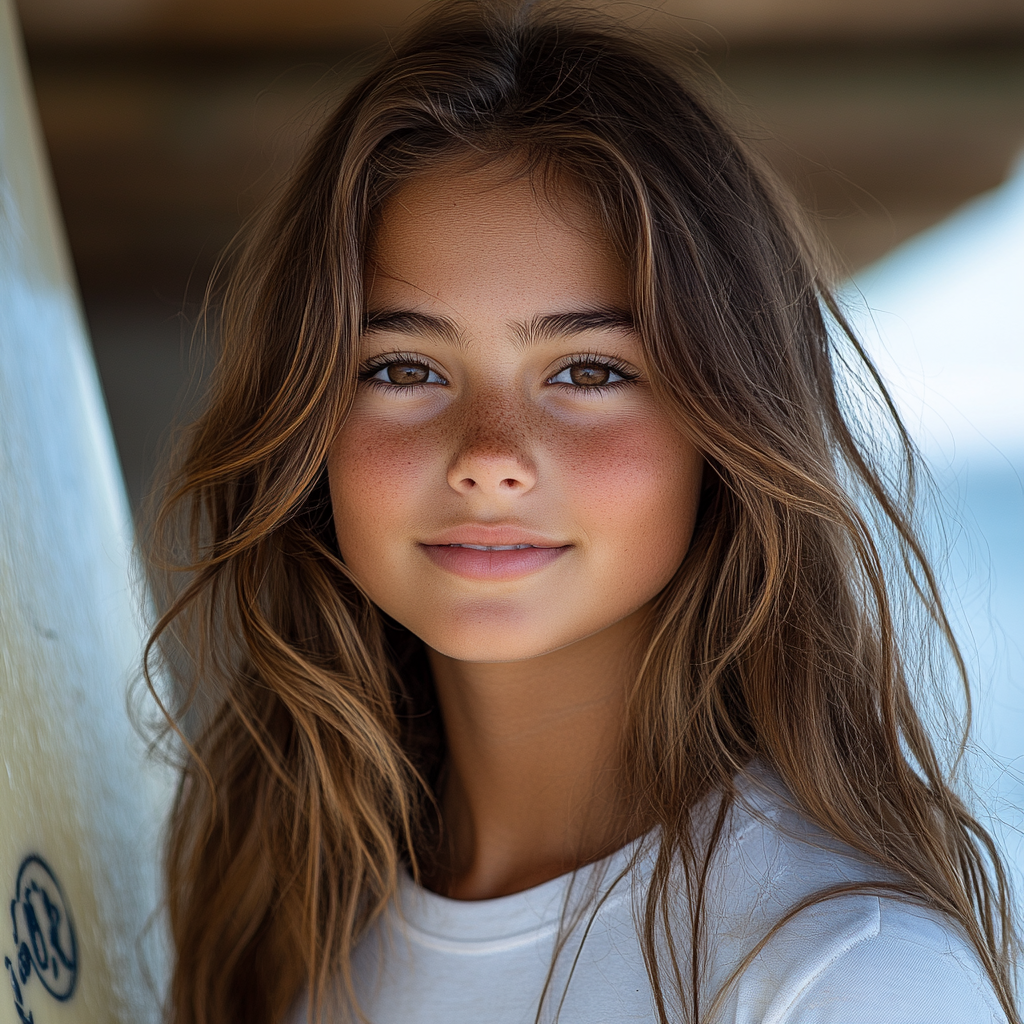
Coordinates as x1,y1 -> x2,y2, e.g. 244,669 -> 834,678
446,401 -> 538,497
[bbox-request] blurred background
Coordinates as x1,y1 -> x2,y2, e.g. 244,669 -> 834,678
15,0 -> 1024,504
13,0 -> 1024,868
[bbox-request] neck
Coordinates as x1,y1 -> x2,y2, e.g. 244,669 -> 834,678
424,607 -> 648,900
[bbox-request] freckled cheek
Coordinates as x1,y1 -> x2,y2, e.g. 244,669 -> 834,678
327,412 -> 447,553
552,417 -> 701,572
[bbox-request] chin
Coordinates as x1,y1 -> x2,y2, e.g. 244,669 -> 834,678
410,608 -> 581,664
417,629 -> 557,664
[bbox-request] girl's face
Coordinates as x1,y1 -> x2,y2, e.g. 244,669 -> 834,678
328,163 -> 703,662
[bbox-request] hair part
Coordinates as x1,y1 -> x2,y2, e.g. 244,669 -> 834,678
145,3 -> 1020,1022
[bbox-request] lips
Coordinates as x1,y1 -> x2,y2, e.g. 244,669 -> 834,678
419,526 -> 570,581
447,542 -> 536,550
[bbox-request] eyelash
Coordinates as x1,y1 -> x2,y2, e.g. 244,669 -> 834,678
358,352 -> 450,393
547,353 -> 641,393
357,351 -> 641,394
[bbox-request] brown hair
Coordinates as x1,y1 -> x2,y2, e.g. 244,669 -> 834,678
145,3 -> 1020,1022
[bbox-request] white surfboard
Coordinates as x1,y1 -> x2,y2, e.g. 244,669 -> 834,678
0,1 -> 172,1021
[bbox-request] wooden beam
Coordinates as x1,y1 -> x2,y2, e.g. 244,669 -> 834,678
16,0 -> 1024,48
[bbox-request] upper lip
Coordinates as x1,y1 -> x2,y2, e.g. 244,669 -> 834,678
420,525 -> 569,548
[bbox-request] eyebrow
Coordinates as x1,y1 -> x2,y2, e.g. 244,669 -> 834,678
362,310 -> 465,347
362,307 -> 634,349
515,309 -> 634,349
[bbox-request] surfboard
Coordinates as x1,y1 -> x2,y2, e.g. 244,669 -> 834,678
0,1 -> 172,1021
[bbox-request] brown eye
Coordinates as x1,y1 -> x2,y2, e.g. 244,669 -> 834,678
568,363 -> 611,387
547,359 -> 634,389
386,363 -> 430,385
362,358 -> 447,389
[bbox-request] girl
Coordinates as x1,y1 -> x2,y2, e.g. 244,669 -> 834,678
146,3 -> 1020,1022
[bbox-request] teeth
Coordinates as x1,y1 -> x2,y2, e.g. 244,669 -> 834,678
450,544 -> 536,551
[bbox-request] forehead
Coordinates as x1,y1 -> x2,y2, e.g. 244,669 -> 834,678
365,162 -> 628,318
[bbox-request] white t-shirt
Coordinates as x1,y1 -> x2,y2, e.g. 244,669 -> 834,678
291,766 -> 1009,1023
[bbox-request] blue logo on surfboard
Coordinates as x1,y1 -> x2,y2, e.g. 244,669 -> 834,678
4,855 -> 78,1023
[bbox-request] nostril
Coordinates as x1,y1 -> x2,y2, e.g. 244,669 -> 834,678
447,458 -> 536,494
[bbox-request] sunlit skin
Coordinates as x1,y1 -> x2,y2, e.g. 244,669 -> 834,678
328,162 -> 703,900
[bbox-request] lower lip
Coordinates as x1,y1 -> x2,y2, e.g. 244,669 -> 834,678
421,544 -> 569,581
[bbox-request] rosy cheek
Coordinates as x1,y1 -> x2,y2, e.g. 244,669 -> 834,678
551,414 -> 699,562
328,409 -> 441,550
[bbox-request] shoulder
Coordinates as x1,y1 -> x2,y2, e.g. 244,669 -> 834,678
700,766 -> 1009,1024
725,895 -> 1009,1024
704,763 -> 896,929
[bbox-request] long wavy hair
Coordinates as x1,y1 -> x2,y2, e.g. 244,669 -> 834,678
144,4 -> 1020,1023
